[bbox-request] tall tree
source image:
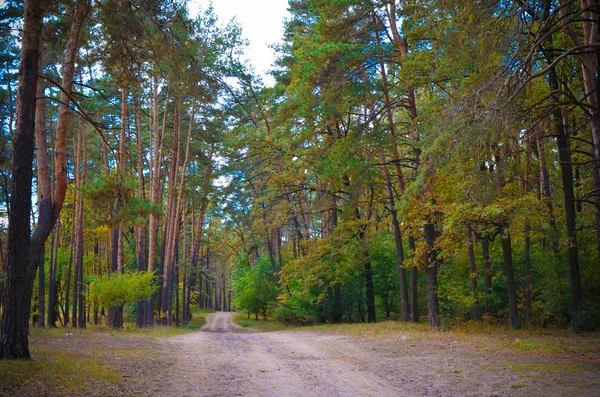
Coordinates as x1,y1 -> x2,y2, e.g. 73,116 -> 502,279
0,0 -> 44,359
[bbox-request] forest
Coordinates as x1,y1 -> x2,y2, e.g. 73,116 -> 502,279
0,0 -> 599,362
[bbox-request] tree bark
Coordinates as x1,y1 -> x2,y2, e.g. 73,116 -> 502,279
467,230 -> 480,322
558,0 -> 600,258
378,150 -> 409,321
383,8 -> 421,322
0,0 -> 43,359
547,62 -> 582,314
135,97 -> 146,328
35,45 -> 47,328
424,222 -> 440,327
481,237 -> 492,314
501,232 -> 521,329
146,80 -> 168,327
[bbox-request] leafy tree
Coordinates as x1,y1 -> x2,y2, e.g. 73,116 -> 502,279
89,271 -> 157,329
232,256 -> 278,320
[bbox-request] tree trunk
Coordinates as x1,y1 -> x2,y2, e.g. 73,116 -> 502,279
378,150 -> 409,321
467,230 -> 480,322
481,237 -> 492,314
0,0 -> 44,359
501,232 -> 521,329
34,44 -> 47,328
559,0 -> 600,258
161,106 -> 181,325
424,222 -> 440,327
77,125 -> 87,329
64,221 -> 75,326
72,131 -> 83,329
535,127 -> 559,249
146,80 -> 168,327
548,63 -> 582,314
135,96 -> 146,328
30,4 -> 87,333
373,14 -> 420,323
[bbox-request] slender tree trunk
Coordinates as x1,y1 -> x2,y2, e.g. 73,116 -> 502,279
424,223 -> 440,327
47,222 -> 59,327
72,131 -> 83,329
548,64 -> 582,314
387,1 -> 422,324
524,227 -> 532,323
135,97 -> 146,328
35,45 -> 47,328
146,82 -> 168,327
524,138 -> 533,323
31,1 -> 87,320
481,237 -> 492,314
501,232 -> 521,329
378,150 -> 409,321
64,219 -> 75,326
77,125 -> 87,329
535,127 -> 559,249
162,104 -> 185,325
467,230 -> 480,322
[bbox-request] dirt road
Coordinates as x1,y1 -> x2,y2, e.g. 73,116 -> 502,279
153,312 -> 599,397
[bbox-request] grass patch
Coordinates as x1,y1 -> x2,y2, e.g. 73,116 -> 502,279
0,348 -> 120,392
503,338 -> 565,354
511,383 -> 526,389
307,321 -> 431,340
234,313 -> 289,332
508,362 -> 582,375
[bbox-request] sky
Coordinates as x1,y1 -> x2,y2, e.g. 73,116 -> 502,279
188,0 -> 290,86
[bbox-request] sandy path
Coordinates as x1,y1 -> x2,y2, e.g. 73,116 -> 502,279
167,312 -> 394,396
153,313 -> 599,397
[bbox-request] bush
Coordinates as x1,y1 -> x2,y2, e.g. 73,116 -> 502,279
572,301 -> 600,333
232,257 -> 279,319
273,306 -> 314,326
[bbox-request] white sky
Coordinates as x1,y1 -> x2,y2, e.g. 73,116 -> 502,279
188,0 -> 290,86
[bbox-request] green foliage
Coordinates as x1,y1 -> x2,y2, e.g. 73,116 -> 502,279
232,257 -> 279,319
82,171 -> 157,229
572,301 -> 600,333
89,271 -> 157,309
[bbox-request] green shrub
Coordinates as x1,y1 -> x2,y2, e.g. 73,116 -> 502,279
572,301 -> 600,332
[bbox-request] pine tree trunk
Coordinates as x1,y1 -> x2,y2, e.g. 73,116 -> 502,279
47,225 -> 58,327
467,230 -> 480,322
424,223 -> 440,327
34,45 -> 47,329
146,80 -> 168,327
77,126 -> 87,329
548,64 -> 582,314
135,97 -> 146,328
378,150 -> 409,321
481,237 -> 492,314
501,233 -> 521,329
0,0 -> 44,358
64,223 -> 74,326
559,0 -> 600,259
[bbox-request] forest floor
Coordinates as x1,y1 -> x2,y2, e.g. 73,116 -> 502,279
0,312 -> 598,396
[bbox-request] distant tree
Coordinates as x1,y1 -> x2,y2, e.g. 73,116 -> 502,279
89,271 -> 157,329
232,257 -> 278,320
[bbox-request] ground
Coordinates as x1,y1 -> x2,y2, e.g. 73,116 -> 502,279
0,312 -> 598,396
